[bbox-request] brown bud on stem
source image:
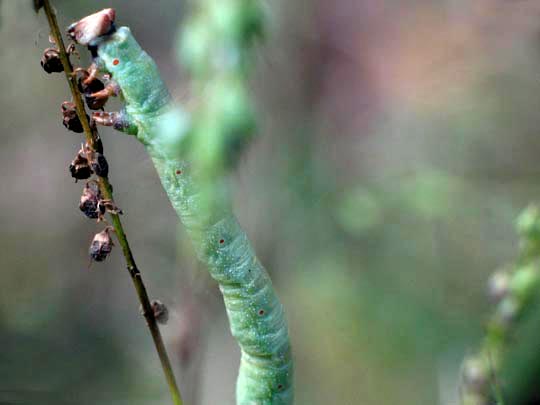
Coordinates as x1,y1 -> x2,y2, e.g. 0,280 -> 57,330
41,48 -> 63,74
67,8 -> 116,45
69,145 -> 93,181
61,101 -> 88,133
79,180 -> 101,219
33,0 -> 44,13
151,300 -> 169,325
89,226 -> 114,262
78,76 -> 107,110
83,144 -> 109,178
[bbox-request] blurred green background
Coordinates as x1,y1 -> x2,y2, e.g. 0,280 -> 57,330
3,1 -> 540,404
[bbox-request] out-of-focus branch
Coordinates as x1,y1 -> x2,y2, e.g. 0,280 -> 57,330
461,205 -> 540,405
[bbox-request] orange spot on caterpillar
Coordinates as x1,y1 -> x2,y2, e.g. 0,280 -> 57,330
175,169 -> 182,175
258,309 -> 265,316
112,59 -> 120,66
219,239 -> 225,244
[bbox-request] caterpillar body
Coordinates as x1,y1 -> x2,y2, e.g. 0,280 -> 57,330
68,9 -> 293,405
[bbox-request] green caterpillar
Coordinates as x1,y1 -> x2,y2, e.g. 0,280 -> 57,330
68,8 -> 293,405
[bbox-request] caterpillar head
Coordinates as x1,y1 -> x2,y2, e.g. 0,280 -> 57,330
67,8 -> 116,46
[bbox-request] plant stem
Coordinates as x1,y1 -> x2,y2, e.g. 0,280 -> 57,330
41,2 -> 183,404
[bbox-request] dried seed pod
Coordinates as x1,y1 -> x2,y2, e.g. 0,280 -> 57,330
89,227 -> 114,262
33,0 -> 44,12
67,8 -> 116,46
69,161 -> 92,181
69,146 -> 93,181
81,143 -> 108,178
78,76 -> 107,110
90,152 -> 109,177
61,102 -> 87,133
40,48 -> 63,74
96,199 -> 122,221
85,93 -> 108,111
151,300 -> 169,325
93,133 -> 104,154
79,181 -> 101,219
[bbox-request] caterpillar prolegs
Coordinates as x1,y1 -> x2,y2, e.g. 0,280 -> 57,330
67,9 -> 293,405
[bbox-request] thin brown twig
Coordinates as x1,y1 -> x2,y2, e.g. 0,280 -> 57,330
40,2 -> 183,404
